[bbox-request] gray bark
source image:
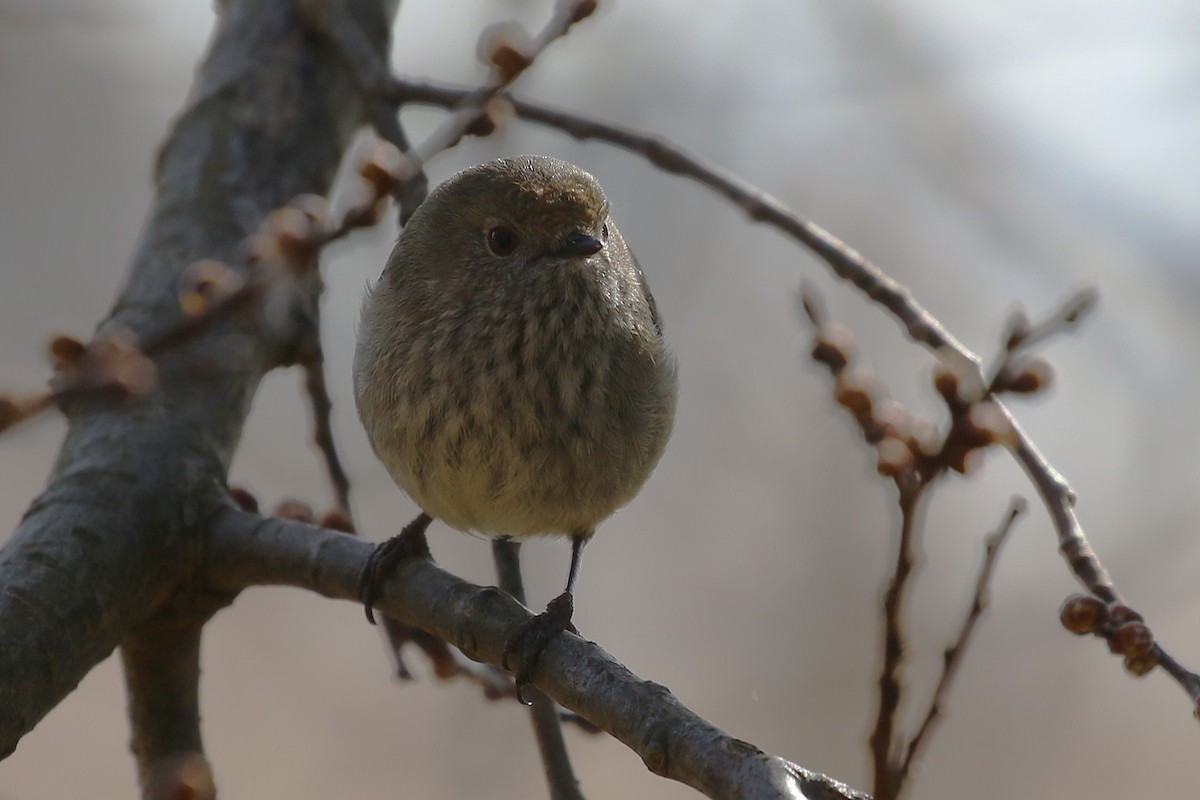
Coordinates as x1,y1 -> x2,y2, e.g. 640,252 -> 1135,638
0,0 -> 393,759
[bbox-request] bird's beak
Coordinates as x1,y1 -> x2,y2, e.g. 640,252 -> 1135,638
553,231 -> 604,258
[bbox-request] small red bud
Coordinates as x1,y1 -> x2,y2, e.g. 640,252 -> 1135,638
997,358 -> 1054,395
810,324 -> 856,373
1123,652 -> 1158,677
228,486 -> 259,513
1059,594 -> 1108,635
1109,621 -> 1154,657
933,367 -> 960,406
48,335 -> 86,370
318,507 -> 355,534
1106,603 -> 1143,627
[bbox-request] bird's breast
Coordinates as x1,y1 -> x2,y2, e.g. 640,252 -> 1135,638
365,271 -> 674,538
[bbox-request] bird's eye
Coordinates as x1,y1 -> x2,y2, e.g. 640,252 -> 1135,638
601,224 -> 609,240
487,226 -> 520,256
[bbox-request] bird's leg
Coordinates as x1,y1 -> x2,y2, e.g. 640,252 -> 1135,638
359,511 -> 433,624
502,532 -> 589,702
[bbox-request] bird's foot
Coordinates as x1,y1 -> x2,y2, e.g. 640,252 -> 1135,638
502,591 -> 577,704
360,513 -> 432,625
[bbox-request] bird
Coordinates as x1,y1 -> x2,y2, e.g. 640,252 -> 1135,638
354,154 -> 677,692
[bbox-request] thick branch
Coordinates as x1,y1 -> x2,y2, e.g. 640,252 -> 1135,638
0,0 -> 396,763
121,587 -> 234,800
206,508 -> 871,800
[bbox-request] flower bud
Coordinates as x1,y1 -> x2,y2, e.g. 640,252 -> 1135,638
1059,593 -> 1107,635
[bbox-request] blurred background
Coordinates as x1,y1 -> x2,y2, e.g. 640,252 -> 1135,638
3,0 -> 1200,797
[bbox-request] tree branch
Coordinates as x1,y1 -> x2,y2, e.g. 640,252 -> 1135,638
899,499 -> 1024,781
387,79 -> 1200,713
0,0 -> 396,766
205,507 -> 870,800
121,586 -> 235,800
869,489 -> 922,800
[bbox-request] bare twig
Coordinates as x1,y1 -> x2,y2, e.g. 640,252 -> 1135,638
317,0 -> 598,211
295,0 -> 430,222
0,149 -> 399,439
0,391 -> 55,435
389,79 -> 975,368
378,85 -> 1197,714
898,498 -> 1025,786
492,540 -> 586,800
869,489 -> 920,800
985,289 -> 1098,396
300,350 -> 352,514
999,288 -> 1098,359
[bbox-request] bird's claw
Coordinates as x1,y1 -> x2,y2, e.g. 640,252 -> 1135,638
359,515 -> 432,624
502,591 -> 576,704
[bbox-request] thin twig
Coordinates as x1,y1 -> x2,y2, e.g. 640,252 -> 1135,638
329,0 -> 598,203
295,0 -> 430,222
389,79 -> 975,366
897,498 -> 1026,785
300,350 -> 352,514
985,289 -> 1099,393
492,540 -> 586,800
869,488 -> 923,800
387,79 -> 1200,713
1001,289 -> 1098,358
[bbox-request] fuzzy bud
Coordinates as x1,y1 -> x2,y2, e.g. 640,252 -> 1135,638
876,436 -> 915,478
179,260 -> 245,318
268,206 -> 320,267
273,499 -> 315,523
359,142 -> 403,198
997,358 -> 1053,395
811,323 -> 855,373
965,402 -> 1015,449
478,22 -> 534,81
835,369 -> 880,420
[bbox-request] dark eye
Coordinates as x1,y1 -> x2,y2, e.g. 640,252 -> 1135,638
487,226 -> 519,256
601,223 -> 609,239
